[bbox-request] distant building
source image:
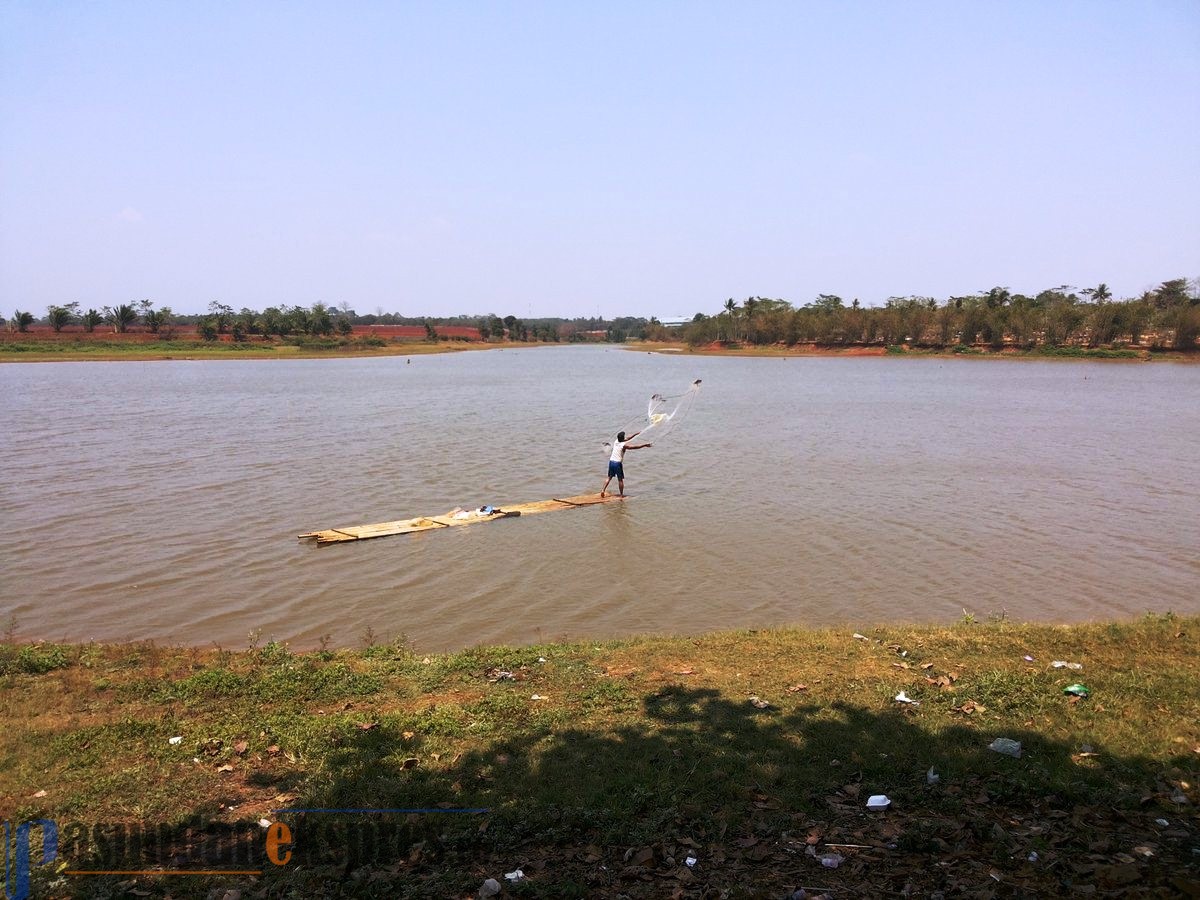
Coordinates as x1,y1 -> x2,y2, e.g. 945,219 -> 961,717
657,316 -> 692,328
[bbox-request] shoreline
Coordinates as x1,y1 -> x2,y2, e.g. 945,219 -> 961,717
0,338 -> 505,363
4,614 -> 1196,896
632,340 -> 1200,362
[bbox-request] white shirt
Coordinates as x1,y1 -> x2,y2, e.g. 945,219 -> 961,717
609,441 -> 628,462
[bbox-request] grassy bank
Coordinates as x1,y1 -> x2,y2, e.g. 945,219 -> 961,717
2,616 -> 1197,897
0,337 -> 493,363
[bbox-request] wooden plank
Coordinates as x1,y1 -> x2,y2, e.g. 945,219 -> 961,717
298,493 -> 626,545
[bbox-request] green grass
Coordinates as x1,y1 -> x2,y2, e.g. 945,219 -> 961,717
2,615 -> 1196,897
0,337 -> 491,362
1031,345 -> 1142,359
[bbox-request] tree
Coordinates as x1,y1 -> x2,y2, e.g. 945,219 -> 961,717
47,302 -> 79,332
103,303 -> 138,333
1153,278 -> 1189,309
743,297 -> 758,343
1164,305 -> 1200,350
235,308 -> 259,337
723,298 -> 737,342
424,320 -> 437,341
1087,302 -> 1121,347
983,286 -> 1011,309
959,297 -> 988,346
1006,297 -> 1041,349
10,310 -> 34,332
1121,300 -> 1152,346
261,307 -> 288,337
81,309 -> 103,332
1043,299 -> 1085,347
198,319 -> 219,341
208,301 -> 234,333
142,306 -> 172,334
157,307 -> 177,339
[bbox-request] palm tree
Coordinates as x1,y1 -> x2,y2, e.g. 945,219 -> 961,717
744,297 -> 758,343
143,307 -> 172,334
104,304 -> 138,333
47,304 -> 76,332
723,298 -> 737,342
10,310 -> 34,332
81,309 -> 103,332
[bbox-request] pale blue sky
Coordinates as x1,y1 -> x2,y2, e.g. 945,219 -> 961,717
2,1 -> 1197,318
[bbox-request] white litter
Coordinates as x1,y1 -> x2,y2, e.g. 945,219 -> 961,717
866,794 -> 891,810
504,868 -> 525,882
685,854 -> 697,868
259,819 -> 272,829
894,691 -> 919,705
530,694 -> 547,701
819,852 -> 845,868
853,633 -> 869,641
169,736 -> 183,745
927,766 -> 939,785
1052,661 -> 1083,670
1027,851 -> 1039,862
1155,818 -> 1170,827
988,737 -> 1022,758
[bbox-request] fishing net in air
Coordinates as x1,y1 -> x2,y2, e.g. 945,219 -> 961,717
603,379 -> 702,453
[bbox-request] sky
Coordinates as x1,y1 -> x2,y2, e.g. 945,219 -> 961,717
2,2 -> 1197,319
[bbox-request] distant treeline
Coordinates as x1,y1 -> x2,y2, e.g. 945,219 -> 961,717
657,278 -> 1200,351
6,300 -> 647,344
8,277 -> 1198,350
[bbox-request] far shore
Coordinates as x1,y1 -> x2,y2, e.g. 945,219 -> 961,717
0,337 -> 508,363
4,335 -> 1197,364
632,340 -> 1200,362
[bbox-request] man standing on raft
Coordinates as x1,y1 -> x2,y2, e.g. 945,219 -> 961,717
601,430 -> 652,498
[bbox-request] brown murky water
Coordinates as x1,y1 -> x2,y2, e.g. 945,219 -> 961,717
2,347 -> 1197,651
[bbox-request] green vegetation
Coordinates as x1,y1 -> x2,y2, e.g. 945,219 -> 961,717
9,275 -> 1198,362
2,616 -> 1196,896
677,278 -> 1200,353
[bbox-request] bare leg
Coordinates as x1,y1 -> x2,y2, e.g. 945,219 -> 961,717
600,475 -> 612,498
617,476 -> 625,497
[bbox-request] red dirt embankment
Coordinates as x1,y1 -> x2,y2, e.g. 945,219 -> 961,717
11,324 -> 482,342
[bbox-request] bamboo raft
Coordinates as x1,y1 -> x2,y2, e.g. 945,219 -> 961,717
297,493 -> 626,545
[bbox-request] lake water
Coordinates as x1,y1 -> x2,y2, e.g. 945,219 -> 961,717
2,347 -> 1197,651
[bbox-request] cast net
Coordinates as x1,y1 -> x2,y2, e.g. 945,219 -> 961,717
603,379 -> 702,454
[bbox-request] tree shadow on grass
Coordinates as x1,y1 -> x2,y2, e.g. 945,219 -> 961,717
265,685 -> 1197,898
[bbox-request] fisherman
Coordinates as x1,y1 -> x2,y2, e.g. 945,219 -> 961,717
600,430 -> 652,498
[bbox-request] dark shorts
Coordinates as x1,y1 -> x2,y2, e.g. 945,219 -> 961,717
607,460 -> 624,478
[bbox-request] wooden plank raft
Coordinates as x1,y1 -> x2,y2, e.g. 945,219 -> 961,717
297,493 -> 626,545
